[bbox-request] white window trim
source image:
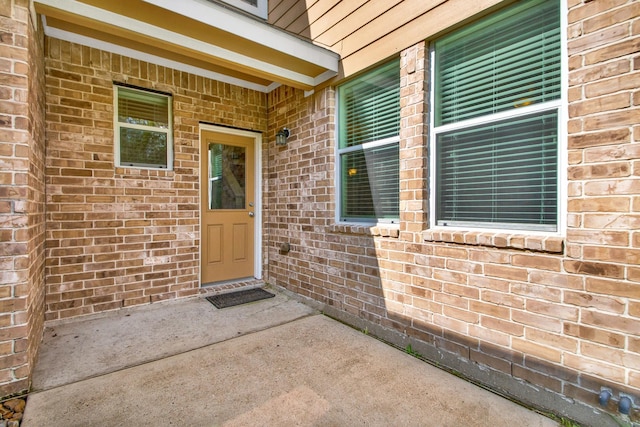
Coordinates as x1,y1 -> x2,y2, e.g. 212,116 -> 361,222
338,136 -> 399,154
114,85 -> 174,171
218,0 -> 267,20
428,0 -> 567,235
334,60 -> 401,226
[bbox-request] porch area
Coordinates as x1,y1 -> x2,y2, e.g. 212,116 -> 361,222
22,285 -> 558,426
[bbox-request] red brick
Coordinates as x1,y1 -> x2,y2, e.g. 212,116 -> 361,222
512,283 -> 562,302
568,22 -> 630,56
469,325 -> 510,347
512,310 -> 563,333
512,338 -> 561,363
569,128 -> 630,150
526,300 -> 579,321
583,2 -> 640,34
512,254 -> 561,271
568,196 -> 630,212
583,245 -> 640,264
585,38 -> 640,65
568,161 -> 631,180
569,58 -> 630,86
481,289 -> 525,309
568,0 -> 629,24
585,74 -> 640,98
565,353 -> 626,383
584,213 -> 640,230
484,264 -> 528,282
563,260 -> 625,279
563,290 -> 625,314
564,323 -> 625,348
582,310 -> 639,334
526,328 -> 578,352
480,316 -> 524,336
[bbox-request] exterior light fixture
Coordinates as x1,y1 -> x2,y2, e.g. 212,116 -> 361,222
276,127 -> 289,146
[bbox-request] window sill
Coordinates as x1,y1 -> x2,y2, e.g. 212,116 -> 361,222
115,167 -> 175,180
422,229 -> 564,254
330,223 -> 400,238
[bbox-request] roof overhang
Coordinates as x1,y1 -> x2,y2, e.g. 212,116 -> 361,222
33,0 -> 339,92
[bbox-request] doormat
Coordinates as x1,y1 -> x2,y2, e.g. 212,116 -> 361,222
206,288 -> 275,309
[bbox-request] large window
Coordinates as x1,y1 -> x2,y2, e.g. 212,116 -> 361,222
431,0 -> 561,231
114,85 -> 173,170
338,60 -> 400,223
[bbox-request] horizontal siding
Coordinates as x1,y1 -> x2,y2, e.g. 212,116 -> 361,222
269,0 -> 313,30
332,0 -> 446,57
340,0 -> 506,77
313,0 -> 400,48
268,0 -> 290,24
269,0 -> 509,82
295,0 -> 336,25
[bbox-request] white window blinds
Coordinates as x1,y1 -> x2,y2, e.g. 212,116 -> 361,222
435,0 -> 561,126
433,0 -> 561,231
338,61 -> 400,222
115,85 -> 172,170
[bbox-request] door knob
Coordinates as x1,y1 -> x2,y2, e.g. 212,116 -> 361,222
249,212 -> 254,217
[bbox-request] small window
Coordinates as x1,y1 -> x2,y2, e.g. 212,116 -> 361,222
431,0 -> 561,231
216,0 -> 267,19
337,60 -> 400,223
114,85 -> 173,170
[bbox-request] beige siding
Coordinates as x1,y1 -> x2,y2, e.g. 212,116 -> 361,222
270,0 -> 507,81
310,0 -> 400,48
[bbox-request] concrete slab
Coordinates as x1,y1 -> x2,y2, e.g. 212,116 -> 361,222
24,289 -> 559,426
32,289 -> 315,391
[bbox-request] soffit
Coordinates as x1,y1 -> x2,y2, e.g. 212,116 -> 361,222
33,0 -> 339,92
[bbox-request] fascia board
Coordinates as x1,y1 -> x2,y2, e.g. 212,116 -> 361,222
34,0 -> 318,88
144,0 -> 339,73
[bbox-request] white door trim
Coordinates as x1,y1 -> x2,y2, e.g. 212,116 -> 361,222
198,123 -> 263,282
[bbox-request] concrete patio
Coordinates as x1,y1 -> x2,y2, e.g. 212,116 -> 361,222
23,286 -> 560,426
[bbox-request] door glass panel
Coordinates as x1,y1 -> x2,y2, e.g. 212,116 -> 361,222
208,143 -> 246,210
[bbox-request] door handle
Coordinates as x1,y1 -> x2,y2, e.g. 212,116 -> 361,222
249,212 -> 254,217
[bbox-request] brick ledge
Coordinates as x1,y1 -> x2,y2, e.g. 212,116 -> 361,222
115,168 -> 175,180
422,229 -> 564,253
329,223 -> 400,238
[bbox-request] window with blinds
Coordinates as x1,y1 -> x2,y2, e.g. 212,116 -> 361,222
338,60 -> 400,223
432,0 -> 561,231
114,85 -> 173,170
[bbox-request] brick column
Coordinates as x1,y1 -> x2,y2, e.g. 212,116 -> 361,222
0,0 -> 46,397
565,0 -> 640,401
399,42 -> 429,242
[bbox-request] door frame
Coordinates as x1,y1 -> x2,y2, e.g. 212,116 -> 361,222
198,123 -> 263,283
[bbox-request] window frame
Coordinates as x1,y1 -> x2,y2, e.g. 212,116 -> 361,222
336,60 -> 401,225
428,0 -> 567,234
114,84 -> 174,171
217,0 -> 267,19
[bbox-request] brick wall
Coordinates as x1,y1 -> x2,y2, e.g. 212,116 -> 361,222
565,0 -> 640,411
44,38 -> 267,321
8,0 -> 635,421
264,86 -> 337,296
266,1 -> 640,423
0,0 -> 46,397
